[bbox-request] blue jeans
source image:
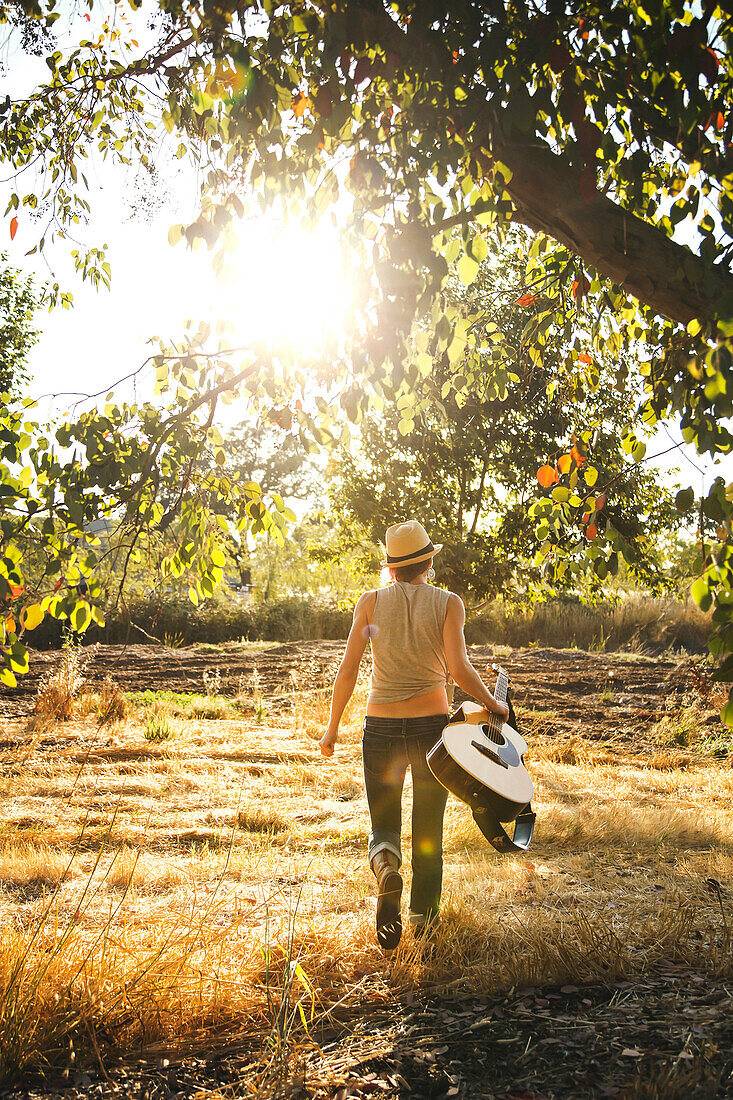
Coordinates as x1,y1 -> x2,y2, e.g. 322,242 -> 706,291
362,714 -> 449,924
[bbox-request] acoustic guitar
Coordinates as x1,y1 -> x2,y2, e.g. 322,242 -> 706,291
426,666 -> 536,853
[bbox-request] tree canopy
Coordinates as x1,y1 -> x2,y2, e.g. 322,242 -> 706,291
324,232 -> 681,600
3,0 -> 733,708
0,255 -> 38,395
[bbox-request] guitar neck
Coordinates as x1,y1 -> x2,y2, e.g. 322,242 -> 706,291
485,668 -> 509,735
493,670 -> 509,705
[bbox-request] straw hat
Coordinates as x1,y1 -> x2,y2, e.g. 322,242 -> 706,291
380,520 -> 443,568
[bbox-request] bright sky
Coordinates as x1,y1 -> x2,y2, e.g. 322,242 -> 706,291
6,157 -> 350,419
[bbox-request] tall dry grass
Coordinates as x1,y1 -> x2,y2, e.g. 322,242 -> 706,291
1,660 -> 732,1083
466,592 -> 711,652
28,591 -> 712,653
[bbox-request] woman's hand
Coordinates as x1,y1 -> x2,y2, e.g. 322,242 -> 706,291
481,699 -> 509,722
319,730 -> 338,757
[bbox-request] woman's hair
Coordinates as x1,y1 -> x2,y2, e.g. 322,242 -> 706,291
390,558 -> 432,583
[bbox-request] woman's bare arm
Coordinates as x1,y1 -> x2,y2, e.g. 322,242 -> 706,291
443,593 -> 509,720
320,592 -> 373,757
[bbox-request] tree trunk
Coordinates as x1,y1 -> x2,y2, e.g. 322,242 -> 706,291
470,457 -> 489,536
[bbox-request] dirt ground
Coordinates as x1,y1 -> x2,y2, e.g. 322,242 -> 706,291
1,642 -> 731,1100
0,640 -> 707,746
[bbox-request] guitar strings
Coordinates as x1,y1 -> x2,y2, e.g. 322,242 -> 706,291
484,670 -> 509,745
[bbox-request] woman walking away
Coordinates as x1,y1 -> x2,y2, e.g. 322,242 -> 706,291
319,520 -> 509,950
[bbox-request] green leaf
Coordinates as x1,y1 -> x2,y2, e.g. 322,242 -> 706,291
691,576 -> 712,612
70,601 -> 91,633
675,487 -> 695,512
457,253 -> 479,286
469,234 -> 488,264
0,667 -> 17,688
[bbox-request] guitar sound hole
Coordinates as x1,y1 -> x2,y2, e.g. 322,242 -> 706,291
482,724 -> 506,746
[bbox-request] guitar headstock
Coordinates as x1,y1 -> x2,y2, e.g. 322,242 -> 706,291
490,663 -> 511,688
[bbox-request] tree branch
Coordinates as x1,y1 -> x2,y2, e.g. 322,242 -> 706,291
492,127 -> 733,326
356,0 -> 733,327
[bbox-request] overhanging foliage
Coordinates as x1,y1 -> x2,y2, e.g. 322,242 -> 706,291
2,0 -> 733,709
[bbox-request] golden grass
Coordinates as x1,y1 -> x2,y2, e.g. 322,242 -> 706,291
1,671 -> 733,1083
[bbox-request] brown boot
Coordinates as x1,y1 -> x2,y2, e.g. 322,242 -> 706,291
371,850 -> 403,950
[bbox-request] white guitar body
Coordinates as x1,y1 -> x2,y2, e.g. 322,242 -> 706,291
426,668 -> 536,853
441,701 -> 534,807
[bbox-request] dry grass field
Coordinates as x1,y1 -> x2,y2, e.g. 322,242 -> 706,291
1,643 -> 733,1098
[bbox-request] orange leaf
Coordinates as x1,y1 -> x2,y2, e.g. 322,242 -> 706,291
595,492 -> 607,510
515,292 -> 536,307
9,584 -> 24,598
4,614 -> 15,633
585,523 -> 598,540
558,454 -> 573,474
292,92 -> 310,119
9,216 -> 18,240
537,464 -> 559,488
571,445 -> 586,465
571,274 -> 590,300
582,512 -> 591,524
452,50 -> 459,63
578,352 -> 593,364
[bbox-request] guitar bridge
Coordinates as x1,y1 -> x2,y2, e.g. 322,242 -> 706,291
471,739 -> 509,769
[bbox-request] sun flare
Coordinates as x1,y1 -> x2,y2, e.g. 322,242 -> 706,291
219,218 -> 352,352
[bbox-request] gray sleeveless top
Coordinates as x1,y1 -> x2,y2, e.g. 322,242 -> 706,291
368,581 -> 452,704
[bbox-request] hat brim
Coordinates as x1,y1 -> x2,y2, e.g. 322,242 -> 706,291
380,544 -> 442,569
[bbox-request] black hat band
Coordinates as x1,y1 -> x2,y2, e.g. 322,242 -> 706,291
386,540 -> 434,564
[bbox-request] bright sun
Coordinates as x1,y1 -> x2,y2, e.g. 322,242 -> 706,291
219,217 -> 352,353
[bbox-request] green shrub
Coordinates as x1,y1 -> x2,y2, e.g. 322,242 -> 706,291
27,594 -> 353,649
143,706 -> 174,742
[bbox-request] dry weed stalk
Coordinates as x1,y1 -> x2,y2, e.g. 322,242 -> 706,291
95,677 -> 127,727
32,647 -> 88,723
